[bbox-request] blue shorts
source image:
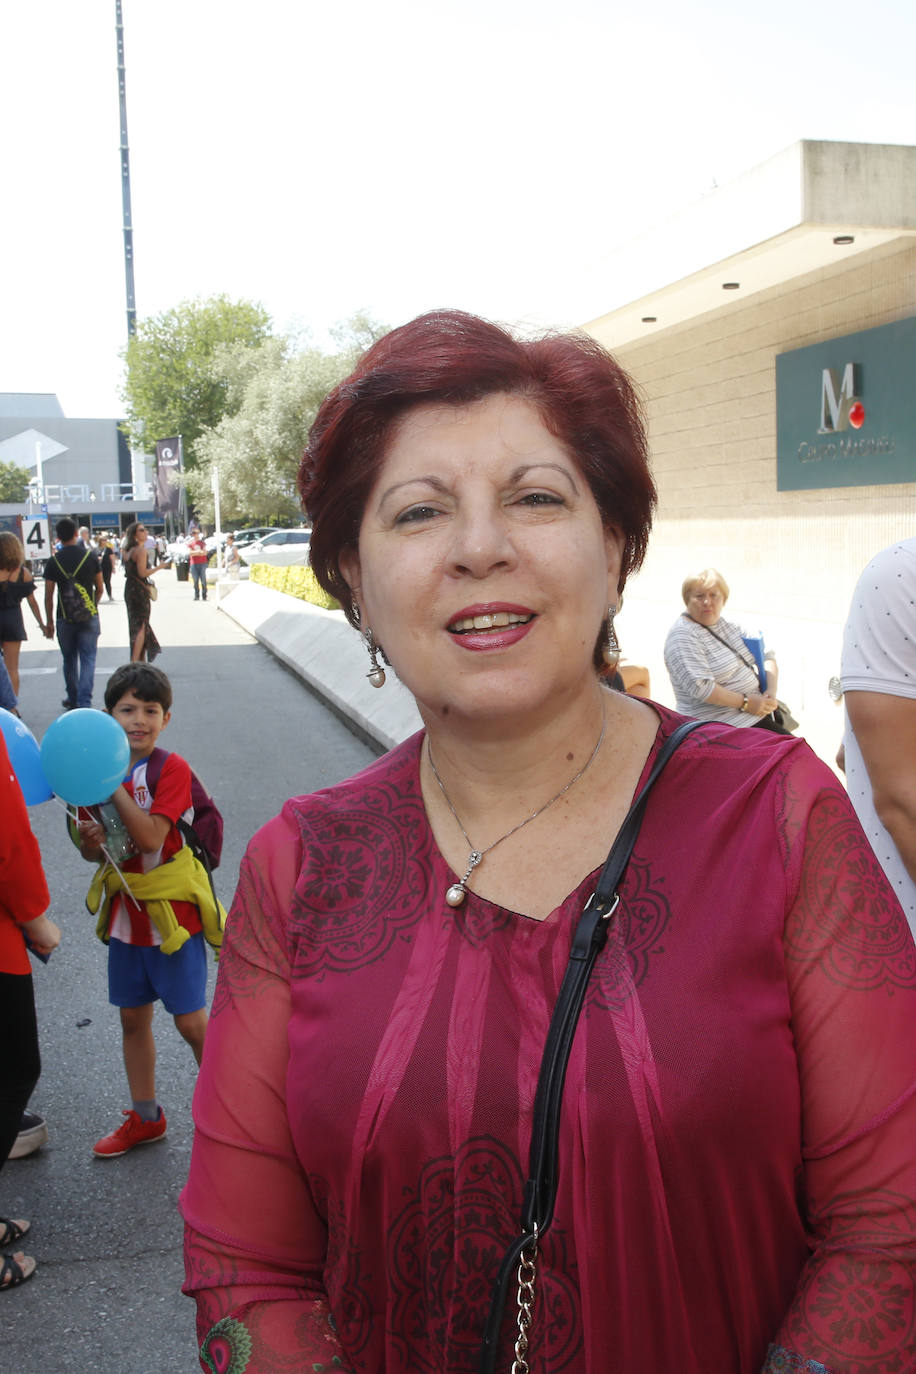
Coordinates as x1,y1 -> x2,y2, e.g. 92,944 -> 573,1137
107,933 -> 207,1016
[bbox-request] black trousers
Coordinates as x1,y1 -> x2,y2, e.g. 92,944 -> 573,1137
0,972 -> 41,1172
753,713 -> 794,736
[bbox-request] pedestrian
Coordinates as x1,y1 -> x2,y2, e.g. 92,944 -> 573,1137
98,535 -> 116,602
186,529 -> 209,602
0,532 -> 49,697
43,516 -> 103,711
73,663 -> 224,1158
182,310 -> 916,1374
663,567 -> 787,730
121,521 -> 168,662
223,533 -> 240,580
0,729 -> 62,1290
841,536 -> 916,937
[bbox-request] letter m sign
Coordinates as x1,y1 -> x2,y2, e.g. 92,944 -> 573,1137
818,363 -> 859,433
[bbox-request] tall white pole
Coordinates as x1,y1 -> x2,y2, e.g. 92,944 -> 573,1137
211,465 -> 222,572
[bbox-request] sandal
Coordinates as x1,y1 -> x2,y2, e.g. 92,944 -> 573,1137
0,1218 -> 29,1247
0,1252 -> 36,1289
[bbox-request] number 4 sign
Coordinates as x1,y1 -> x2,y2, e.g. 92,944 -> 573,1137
21,517 -> 51,561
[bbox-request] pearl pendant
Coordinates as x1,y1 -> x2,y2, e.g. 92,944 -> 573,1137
446,883 -> 466,907
367,668 -> 386,688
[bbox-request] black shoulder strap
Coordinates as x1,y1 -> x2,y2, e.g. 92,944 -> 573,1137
479,717 -> 705,1372
700,621 -> 757,675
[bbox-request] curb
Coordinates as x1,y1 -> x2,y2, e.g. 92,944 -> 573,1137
216,580 -> 422,753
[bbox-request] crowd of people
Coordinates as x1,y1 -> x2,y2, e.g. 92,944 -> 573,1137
2,313 -> 914,1374
0,520 -> 237,719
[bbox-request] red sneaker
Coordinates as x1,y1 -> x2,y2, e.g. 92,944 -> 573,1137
92,1108 -> 167,1158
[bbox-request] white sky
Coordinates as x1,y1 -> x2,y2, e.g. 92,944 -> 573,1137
1,0 -> 914,418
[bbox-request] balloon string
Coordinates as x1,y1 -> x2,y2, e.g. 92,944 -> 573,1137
100,845 -> 142,909
63,800 -> 142,910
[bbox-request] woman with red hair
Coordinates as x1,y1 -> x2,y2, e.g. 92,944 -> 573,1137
183,311 -> 916,1373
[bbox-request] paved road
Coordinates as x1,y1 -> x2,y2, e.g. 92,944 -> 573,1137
4,570 -> 376,1372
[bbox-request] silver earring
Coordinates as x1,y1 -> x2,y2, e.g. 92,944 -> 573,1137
602,605 -> 621,670
365,629 -> 386,688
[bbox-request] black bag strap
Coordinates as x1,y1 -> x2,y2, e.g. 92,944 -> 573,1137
478,717 -> 705,1373
699,621 -> 759,677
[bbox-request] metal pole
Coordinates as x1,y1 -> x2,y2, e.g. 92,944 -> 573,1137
211,466 -> 223,573
116,0 -> 137,338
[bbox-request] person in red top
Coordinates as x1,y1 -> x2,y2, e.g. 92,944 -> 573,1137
187,530 -> 209,602
0,732 -> 61,1290
76,663 -> 210,1158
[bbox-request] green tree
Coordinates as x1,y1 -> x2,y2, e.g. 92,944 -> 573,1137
121,295 -> 272,464
185,314 -> 387,526
0,460 -> 31,502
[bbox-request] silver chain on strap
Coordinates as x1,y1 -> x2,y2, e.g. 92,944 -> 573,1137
511,1226 -> 539,1374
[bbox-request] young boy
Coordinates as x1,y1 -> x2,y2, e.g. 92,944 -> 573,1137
77,663 -> 223,1158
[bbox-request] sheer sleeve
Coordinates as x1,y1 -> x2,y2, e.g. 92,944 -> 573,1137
180,805 -> 351,1372
764,768 -> 916,1374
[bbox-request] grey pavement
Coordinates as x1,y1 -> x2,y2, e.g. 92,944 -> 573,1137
4,568 -> 376,1372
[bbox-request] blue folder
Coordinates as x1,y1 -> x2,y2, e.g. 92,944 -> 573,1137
741,633 -> 767,691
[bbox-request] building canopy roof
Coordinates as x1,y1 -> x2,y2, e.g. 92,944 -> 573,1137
581,140 -> 916,349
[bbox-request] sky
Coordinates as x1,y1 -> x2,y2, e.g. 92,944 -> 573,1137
1,0 -> 915,419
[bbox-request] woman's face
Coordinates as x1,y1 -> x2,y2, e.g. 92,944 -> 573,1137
685,584 -> 725,626
340,393 -> 623,727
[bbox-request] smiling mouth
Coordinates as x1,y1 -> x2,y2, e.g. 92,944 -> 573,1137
449,612 -> 534,634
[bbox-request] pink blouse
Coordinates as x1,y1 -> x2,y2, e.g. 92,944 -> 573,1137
181,707 -> 916,1373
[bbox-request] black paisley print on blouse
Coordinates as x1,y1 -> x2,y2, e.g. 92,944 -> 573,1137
289,772 -> 431,978
784,792 -> 916,992
586,856 -> 674,1014
366,1137 -> 583,1373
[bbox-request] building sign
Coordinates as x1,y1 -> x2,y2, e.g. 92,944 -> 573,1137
776,317 -> 916,490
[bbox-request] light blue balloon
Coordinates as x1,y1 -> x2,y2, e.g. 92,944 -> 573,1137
40,709 -> 131,806
0,708 -> 53,805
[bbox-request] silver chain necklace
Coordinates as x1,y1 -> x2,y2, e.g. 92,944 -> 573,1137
427,707 -> 607,907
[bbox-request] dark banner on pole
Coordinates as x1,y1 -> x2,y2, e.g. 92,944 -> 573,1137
154,437 -> 182,514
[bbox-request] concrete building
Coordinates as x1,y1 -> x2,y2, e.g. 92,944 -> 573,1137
580,140 -> 916,766
0,392 -> 158,540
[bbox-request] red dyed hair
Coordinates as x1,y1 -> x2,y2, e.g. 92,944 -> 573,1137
300,310 -> 655,627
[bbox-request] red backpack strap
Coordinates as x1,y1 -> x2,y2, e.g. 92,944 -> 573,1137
143,747 -> 169,796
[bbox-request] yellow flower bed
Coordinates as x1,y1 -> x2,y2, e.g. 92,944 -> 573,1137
249,561 -> 339,610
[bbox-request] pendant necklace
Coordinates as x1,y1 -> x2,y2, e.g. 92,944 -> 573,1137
426,707 -> 607,907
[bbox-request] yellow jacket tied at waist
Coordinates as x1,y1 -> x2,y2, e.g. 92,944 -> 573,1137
86,844 -> 226,955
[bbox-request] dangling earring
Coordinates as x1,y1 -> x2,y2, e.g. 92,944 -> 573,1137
602,605 -> 621,671
365,629 -> 386,688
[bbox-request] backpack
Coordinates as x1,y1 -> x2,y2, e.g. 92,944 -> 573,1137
145,748 -> 224,871
51,551 -> 96,623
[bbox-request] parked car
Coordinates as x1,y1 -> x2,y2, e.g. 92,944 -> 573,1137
244,528 -> 312,568
228,526 -> 281,550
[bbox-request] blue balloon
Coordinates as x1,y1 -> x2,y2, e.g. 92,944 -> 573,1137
0,708 -> 53,805
40,709 -> 131,806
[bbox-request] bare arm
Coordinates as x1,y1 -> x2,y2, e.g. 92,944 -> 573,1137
618,663 -> 652,698
109,782 -> 172,855
703,683 -> 778,717
21,912 -> 61,956
845,689 -> 916,884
